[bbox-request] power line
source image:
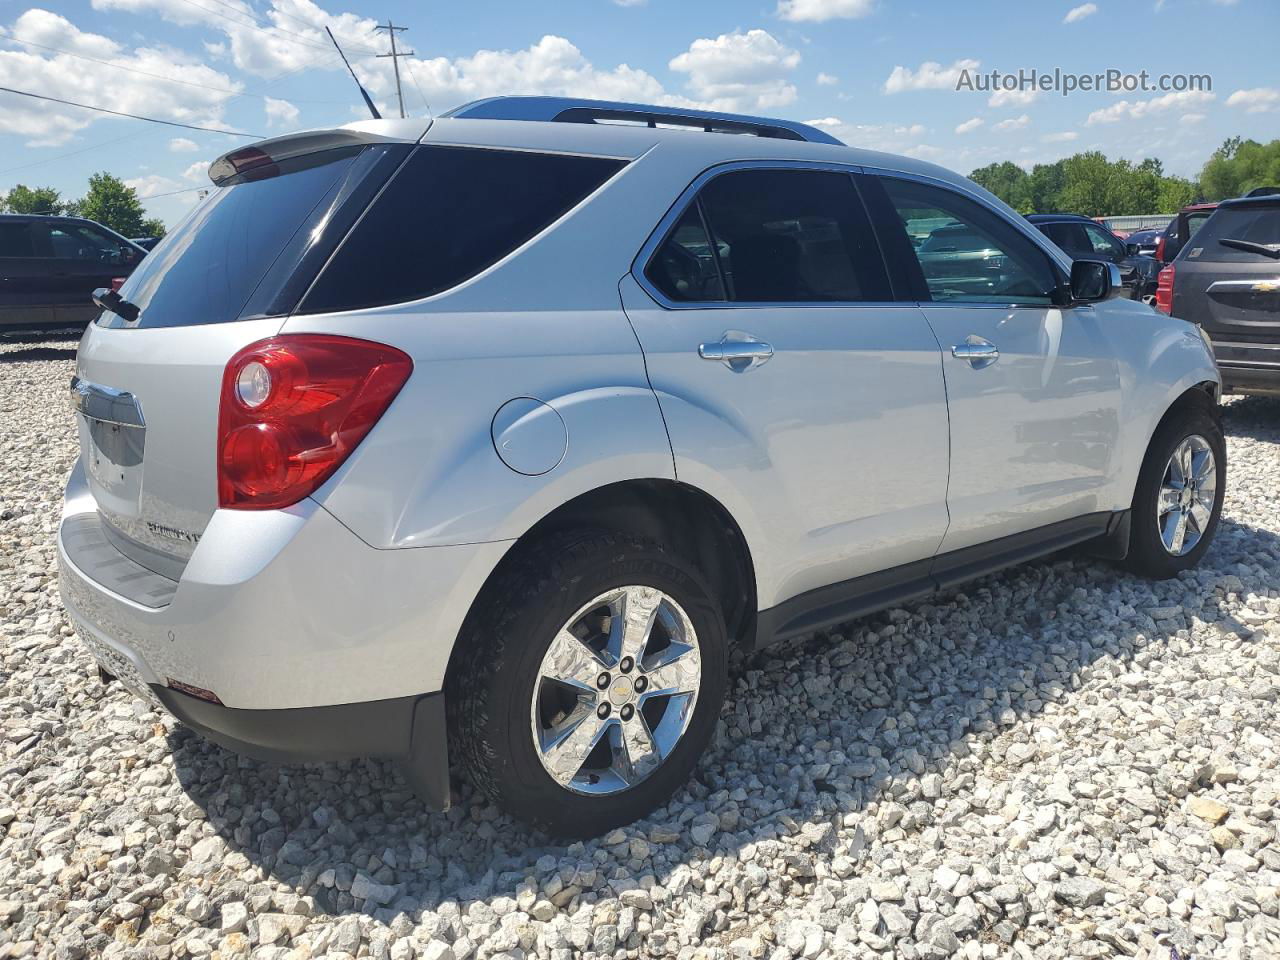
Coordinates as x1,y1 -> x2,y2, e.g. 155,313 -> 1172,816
0,87 -> 262,137
172,0 -> 380,57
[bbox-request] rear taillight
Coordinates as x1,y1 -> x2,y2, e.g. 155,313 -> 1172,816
1154,235 -> 1167,263
1155,265 -> 1175,314
217,335 -> 412,509
110,277 -> 126,292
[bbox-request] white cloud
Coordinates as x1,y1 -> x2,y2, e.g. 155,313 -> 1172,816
613,0 -> 647,5
777,0 -> 875,23
884,58 -> 980,94
0,9 -> 244,146
125,173 -> 183,198
988,88 -> 1040,108
1180,112 -> 1207,124
1042,131 -> 1079,142
1086,89 -> 1214,124
405,35 -> 673,113
669,30 -> 801,111
993,114 -> 1030,131
263,95 -> 300,128
816,72 -> 838,86
955,117 -> 984,134
168,137 -> 199,152
182,160 -> 209,181
1063,3 -> 1098,23
808,117 -> 928,153
1226,87 -> 1280,114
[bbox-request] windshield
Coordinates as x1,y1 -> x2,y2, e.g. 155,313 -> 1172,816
113,147 -> 368,328
1184,205 -> 1280,262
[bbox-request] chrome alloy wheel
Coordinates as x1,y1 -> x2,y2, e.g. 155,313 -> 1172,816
1157,434 -> 1217,557
530,586 -> 701,796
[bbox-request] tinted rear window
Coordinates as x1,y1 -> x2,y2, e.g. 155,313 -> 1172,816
1184,205 -> 1280,262
300,146 -> 626,313
115,147 -> 368,328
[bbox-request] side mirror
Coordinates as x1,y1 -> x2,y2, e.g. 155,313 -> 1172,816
1070,259 -> 1122,302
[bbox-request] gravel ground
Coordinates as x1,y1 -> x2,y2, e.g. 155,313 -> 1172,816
2,336 -> 1278,960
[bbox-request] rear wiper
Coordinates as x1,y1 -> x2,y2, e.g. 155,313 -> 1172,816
92,287 -> 141,322
1217,238 -> 1280,260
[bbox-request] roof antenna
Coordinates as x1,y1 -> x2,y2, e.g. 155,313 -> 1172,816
326,26 -> 381,120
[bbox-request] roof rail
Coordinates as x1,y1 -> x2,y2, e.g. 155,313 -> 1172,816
439,96 -> 844,146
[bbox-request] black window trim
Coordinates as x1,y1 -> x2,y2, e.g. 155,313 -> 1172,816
633,159 -> 910,311
860,166 -> 1077,310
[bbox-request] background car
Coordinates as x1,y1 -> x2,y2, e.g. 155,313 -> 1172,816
1156,193 -> 1280,397
1029,213 -> 1161,299
1125,227 -> 1165,258
0,215 -> 147,329
129,237 -> 161,251
1155,202 -> 1218,264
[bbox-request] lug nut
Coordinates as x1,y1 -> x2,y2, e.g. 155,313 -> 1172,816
597,702 -> 610,719
620,657 -> 634,673
634,676 -> 647,693
620,704 -> 634,721
596,672 -> 610,689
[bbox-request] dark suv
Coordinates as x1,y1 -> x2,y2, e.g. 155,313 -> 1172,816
1157,194 -> 1280,397
1028,213 -> 1160,300
0,215 -> 147,329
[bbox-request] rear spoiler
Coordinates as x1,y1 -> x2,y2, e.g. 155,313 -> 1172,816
208,121 -> 429,186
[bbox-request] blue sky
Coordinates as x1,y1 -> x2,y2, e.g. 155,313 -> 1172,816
1,0 -> 1276,226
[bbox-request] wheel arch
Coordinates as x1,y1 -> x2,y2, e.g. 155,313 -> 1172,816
444,478 -> 758,687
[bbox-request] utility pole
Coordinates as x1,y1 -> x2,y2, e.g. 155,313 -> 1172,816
375,21 -> 413,119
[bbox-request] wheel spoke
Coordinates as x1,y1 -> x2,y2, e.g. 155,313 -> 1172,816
1189,499 -> 1212,532
1164,508 -> 1189,554
615,714 -> 661,784
1191,447 -> 1214,485
611,586 -> 662,665
1178,442 -> 1194,485
1157,486 -> 1182,515
543,629 -> 607,692
541,706 -> 607,787
642,643 -> 701,697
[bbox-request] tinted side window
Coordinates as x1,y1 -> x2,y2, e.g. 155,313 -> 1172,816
881,178 -> 1059,305
1083,224 -> 1123,258
47,224 -> 128,263
696,169 -> 889,303
646,204 -> 726,302
1039,222 -> 1091,256
303,146 -> 626,313
0,223 -> 34,258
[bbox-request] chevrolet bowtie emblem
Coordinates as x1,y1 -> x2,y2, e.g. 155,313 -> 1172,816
1252,281 -> 1280,293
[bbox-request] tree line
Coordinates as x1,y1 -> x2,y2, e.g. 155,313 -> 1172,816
0,172 -> 167,239
969,137 -> 1280,216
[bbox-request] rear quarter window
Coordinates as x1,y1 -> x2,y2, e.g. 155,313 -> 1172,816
300,146 -> 627,313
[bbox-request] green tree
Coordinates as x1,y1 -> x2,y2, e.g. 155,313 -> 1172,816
1,184 -> 66,215
969,161 -> 1032,212
73,172 -> 152,237
140,217 -> 167,240
1199,138 -> 1280,201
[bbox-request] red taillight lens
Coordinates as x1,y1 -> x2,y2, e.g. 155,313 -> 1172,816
218,335 -> 412,509
1155,265 -> 1175,315
1154,235 -> 1167,263
110,277 -> 126,292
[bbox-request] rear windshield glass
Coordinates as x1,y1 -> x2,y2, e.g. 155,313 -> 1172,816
299,146 -> 626,313
115,148 -> 365,328
1185,205 -> 1280,262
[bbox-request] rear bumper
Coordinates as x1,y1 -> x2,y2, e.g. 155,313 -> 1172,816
1212,341 -> 1280,396
152,685 -> 451,808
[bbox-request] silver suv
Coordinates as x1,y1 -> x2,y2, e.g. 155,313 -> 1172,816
59,97 -> 1225,836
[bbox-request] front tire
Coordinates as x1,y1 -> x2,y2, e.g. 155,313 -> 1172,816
448,530 -> 728,837
1121,399 -> 1226,579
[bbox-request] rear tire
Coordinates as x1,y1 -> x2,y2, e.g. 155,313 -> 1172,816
447,530 -> 728,837
1121,399 -> 1226,579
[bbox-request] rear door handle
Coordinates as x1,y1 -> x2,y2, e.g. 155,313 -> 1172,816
951,336 -> 1000,369
699,333 -> 774,372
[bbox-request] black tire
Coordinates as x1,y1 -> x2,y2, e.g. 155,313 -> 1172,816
1121,398 -> 1226,579
447,530 -> 728,837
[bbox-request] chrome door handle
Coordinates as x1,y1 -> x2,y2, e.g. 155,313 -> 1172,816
699,333 -> 774,372
951,336 -> 999,369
